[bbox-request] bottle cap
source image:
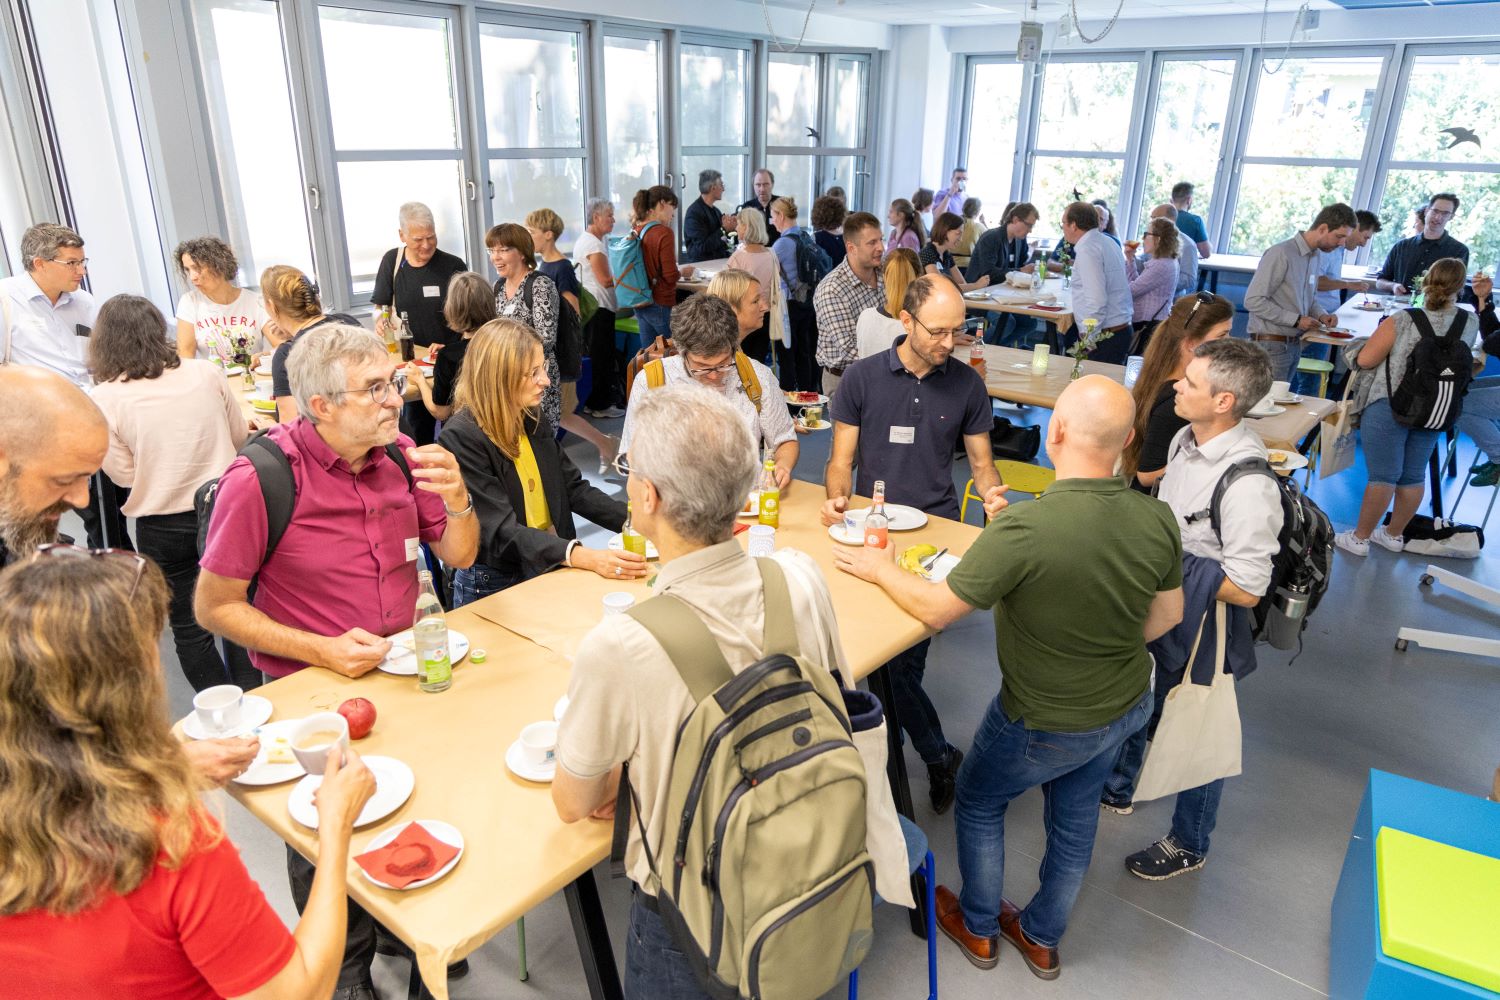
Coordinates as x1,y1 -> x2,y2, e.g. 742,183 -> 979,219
470,649 -> 488,664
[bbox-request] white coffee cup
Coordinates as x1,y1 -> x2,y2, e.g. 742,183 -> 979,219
290,712 -> 350,776
519,720 -> 558,768
192,684 -> 243,736
1270,380 -> 1291,399
1254,392 -> 1276,413
602,592 -> 635,615
747,523 -> 776,557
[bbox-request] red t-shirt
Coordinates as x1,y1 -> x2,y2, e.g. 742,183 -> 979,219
0,822 -> 295,999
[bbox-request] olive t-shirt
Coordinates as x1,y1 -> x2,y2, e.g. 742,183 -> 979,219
946,477 -> 1183,733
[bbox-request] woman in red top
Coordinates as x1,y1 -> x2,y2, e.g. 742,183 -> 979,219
632,184 -> 692,343
0,551 -> 376,1000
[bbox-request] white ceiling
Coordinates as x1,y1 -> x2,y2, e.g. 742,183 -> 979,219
759,0 -> 1333,27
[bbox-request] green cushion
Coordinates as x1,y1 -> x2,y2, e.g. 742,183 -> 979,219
1377,826 -> 1500,993
615,316 -> 640,334
1297,358 -> 1335,373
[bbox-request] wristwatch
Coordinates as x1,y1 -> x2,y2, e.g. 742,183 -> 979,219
444,491 -> 475,518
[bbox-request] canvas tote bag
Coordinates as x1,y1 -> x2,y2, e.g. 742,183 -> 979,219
1318,375 -> 1361,481
1133,602 -> 1243,803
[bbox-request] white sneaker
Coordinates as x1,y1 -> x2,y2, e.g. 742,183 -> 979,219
1370,529 -> 1405,553
1334,529 -> 1369,557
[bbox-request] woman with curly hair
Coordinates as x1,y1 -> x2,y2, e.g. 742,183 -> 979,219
172,236 -> 278,365
0,551 -> 376,997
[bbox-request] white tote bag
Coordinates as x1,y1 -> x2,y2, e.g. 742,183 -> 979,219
1133,602 -> 1243,803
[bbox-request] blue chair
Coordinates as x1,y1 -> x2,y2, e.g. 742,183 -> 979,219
849,816 -> 937,1000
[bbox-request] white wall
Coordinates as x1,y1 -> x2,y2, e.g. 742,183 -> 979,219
876,24 -> 956,218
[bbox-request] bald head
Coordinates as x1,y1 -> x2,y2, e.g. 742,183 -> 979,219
0,366 -> 107,556
0,366 -> 105,465
1048,375 -> 1136,470
1150,203 -> 1178,222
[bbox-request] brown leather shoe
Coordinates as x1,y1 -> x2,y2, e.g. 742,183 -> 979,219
999,898 -> 1060,980
935,884 -> 998,969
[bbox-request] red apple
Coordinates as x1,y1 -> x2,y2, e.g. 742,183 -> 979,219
337,697 -> 376,740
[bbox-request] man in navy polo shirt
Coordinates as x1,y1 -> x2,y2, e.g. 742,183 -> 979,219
821,275 -> 1006,812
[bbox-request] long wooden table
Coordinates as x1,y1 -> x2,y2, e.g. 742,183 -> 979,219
225,487 -> 981,998
961,274 -> 1074,336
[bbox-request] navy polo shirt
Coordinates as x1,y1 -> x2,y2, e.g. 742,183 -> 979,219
831,335 -> 993,518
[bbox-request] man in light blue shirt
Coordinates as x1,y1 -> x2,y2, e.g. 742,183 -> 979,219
1062,201 -> 1133,364
1314,209 -> 1381,315
0,223 -> 96,388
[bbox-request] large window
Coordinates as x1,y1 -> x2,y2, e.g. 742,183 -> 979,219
1229,54 -> 1383,255
604,35 -> 662,220
1137,56 -> 1238,238
766,51 -> 872,212
680,41 -> 750,213
1372,50 -> 1500,272
1030,58 -> 1138,237
193,0 -> 314,284
480,20 -> 586,250
317,6 -> 467,296
959,61 -> 1023,216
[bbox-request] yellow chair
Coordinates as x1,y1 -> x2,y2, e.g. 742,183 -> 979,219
961,460 -> 1057,523
1297,357 -> 1335,398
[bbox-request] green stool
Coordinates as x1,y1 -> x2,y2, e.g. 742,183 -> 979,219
1298,357 -> 1335,398
615,315 -> 639,335
1377,826 -> 1500,994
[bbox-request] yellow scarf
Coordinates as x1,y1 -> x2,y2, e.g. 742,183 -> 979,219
515,434 -> 552,531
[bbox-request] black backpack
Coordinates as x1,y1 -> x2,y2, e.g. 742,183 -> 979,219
789,230 -> 833,304
1191,456 -> 1334,649
521,272 -> 586,381
1385,308 -> 1474,431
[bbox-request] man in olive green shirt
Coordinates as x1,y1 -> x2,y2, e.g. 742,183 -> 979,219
834,375 -> 1183,981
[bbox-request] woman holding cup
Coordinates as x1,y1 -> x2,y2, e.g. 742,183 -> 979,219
0,551 -> 376,997
438,319 -> 648,606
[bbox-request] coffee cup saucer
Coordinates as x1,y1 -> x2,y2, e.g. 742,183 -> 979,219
180,693 -> 273,740
506,738 -> 556,783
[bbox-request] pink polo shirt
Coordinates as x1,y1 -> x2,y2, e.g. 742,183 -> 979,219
199,419 -> 447,678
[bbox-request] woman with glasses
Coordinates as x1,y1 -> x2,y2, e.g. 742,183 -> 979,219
1125,218 -> 1182,343
438,319 -> 645,605
88,294 -> 257,692
1122,292 -> 1234,492
0,551 -> 377,997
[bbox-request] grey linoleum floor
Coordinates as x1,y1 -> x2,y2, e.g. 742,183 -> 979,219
122,397 -> 1500,1000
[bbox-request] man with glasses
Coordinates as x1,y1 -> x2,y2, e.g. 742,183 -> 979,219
196,325 -> 477,1000
822,275 -> 1005,813
966,202 -> 1040,347
0,223 -> 94,388
1375,193 -> 1469,295
683,169 -> 739,264
620,293 -> 797,488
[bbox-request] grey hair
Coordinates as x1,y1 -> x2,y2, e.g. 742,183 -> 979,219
1194,338 -> 1272,420
698,169 -> 724,195
630,382 -> 758,546
287,324 -> 388,424
668,293 -> 739,360
585,197 -> 613,225
737,207 -> 769,247
20,223 -> 84,272
398,201 -> 435,233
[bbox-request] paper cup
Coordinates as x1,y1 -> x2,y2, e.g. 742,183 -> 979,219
290,712 -> 350,776
602,592 -> 635,615
747,524 -> 776,557
1124,355 -> 1145,389
519,720 -> 558,768
192,684 -> 243,736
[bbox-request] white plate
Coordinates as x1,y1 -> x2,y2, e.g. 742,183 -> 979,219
738,491 -> 763,518
553,695 -> 570,721
923,552 -> 961,584
783,392 -> 829,407
181,694 -> 273,741
505,738 -> 556,783
828,522 -> 866,545
608,534 -> 659,559
359,820 -> 464,891
232,719 -> 306,786
289,756 -> 415,830
378,629 -> 470,676
1247,404 -> 1287,418
842,504 -> 929,531
797,419 -> 832,431
1267,450 -> 1310,472
1272,393 -> 1303,405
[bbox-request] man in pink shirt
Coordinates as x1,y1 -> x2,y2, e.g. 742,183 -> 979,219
195,324 -> 477,999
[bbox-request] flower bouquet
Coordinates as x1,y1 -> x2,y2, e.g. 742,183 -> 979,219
1068,318 -> 1115,380
214,328 -> 258,386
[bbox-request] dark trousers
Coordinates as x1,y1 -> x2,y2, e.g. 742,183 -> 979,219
626,891 -> 711,999
136,511 -> 258,692
984,312 -> 1039,348
786,299 -> 821,392
887,638 -> 949,765
80,472 -> 131,550
585,307 -> 624,410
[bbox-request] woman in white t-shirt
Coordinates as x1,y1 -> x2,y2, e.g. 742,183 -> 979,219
173,236 -> 275,366
856,248 -> 920,359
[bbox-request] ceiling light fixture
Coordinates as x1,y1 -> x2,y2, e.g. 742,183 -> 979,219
761,0 -> 818,53
1069,0 -> 1125,44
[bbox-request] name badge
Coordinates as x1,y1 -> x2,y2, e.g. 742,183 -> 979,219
404,537 -> 420,562
423,285 -> 441,298
889,426 -> 915,445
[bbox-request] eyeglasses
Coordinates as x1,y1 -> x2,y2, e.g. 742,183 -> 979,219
526,364 -> 548,384
34,544 -> 147,597
330,372 -> 407,404
49,257 -> 88,270
910,314 -> 967,341
685,358 -> 737,379
612,453 -> 633,478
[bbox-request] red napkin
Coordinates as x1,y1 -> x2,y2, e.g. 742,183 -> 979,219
733,521 -> 750,535
1032,304 -> 1065,312
355,822 -> 459,889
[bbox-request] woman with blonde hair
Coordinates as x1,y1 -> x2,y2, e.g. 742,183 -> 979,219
707,268 -> 771,345
438,319 -> 645,605
1337,257 -> 1482,556
726,207 -> 786,365
855,248 -> 921,359
1122,291 -> 1234,489
263,264 -> 340,422
0,551 -> 376,997
407,270 -> 495,424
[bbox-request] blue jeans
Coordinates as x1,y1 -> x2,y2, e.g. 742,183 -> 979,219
1361,397 -> 1440,487
886,639 -> 948,765
625,892 -> 710,1000
1255,337 -> 1303,385
1104,670 -> 1226,857
635,302 -> 674,343
451,563 -> 523,607
1456,377 -> 1500,463
956,691 -> 1150,946
984,312 -> 1039,348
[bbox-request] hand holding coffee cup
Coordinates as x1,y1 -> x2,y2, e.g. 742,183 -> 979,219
312,745 -> 376,837
291,712 -> 351,776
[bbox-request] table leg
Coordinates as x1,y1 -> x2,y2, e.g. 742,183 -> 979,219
1209,270 -> 1220,295
565,870 -> 624,1000
1429,445 -> 1445,520
865,663 -> 928,940
407,960 -> 435,1000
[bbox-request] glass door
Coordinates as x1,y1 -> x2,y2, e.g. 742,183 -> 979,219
604,31 -> 665,230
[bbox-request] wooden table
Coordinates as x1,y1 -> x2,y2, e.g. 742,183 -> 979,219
226,487 -> 981,999
676,256 -> 732,293
1198,252 -> 1372,294
229,365 -> 425,428
961,275 -> 1074,336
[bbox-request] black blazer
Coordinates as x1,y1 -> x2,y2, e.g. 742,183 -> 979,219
439,409 -> 626,579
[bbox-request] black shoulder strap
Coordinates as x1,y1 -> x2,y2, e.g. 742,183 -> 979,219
383,442 -> 414,489
1443,310 -> 1468,341
1198,456 -> 1278,545
1405,307 -> 1436,339
243,433 -> 295,560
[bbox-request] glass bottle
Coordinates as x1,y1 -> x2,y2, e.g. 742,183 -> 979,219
757,459 -> 780,527
863,480 -> 889,549
414,570 -> 452,693
622,501 -> 648,557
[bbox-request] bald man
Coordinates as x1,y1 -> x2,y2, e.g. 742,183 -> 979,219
0,366 -> 259,785
836,374 -> 1184,980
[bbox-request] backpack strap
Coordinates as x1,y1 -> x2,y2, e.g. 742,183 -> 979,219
626,595 -> 736,704
383,442 -> 414,489
1182,456 -> 1276,545
734,351 -> 762,412
645,358 -> 666,390
243,434 -> 296,559
754,556 -> 799,657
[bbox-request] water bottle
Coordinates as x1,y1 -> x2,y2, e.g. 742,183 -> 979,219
864,480 -> 889,549
414,570 -> 452,692
757,459 -> 780,528
621,501 -> 648,557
